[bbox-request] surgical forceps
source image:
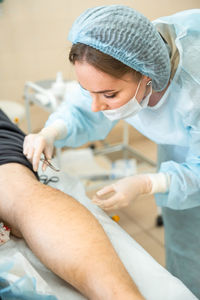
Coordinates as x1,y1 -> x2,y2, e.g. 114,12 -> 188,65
40,155 -> 60,172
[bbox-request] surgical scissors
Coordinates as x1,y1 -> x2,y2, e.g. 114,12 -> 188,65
40,155 -> 60,172
39,174 -> 59,185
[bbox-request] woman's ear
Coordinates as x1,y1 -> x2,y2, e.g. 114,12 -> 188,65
141,76 -> 152,88
142,75 -> 152,84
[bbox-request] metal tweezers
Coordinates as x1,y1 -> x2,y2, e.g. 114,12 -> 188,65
40,155 -> 60,172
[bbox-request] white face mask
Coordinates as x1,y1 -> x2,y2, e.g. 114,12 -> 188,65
103,80 -> 152,121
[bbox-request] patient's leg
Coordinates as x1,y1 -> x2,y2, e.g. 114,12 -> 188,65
0,163 -> 144,300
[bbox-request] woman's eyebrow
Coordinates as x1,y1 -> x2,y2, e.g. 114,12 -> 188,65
92,89 -> 116,94
79,82 -> 116,93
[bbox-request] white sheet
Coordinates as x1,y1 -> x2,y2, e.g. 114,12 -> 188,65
1,170 -> 197,300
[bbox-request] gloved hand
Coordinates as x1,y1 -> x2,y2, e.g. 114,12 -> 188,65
23,119 -> 67,172
92,173 -> 170,211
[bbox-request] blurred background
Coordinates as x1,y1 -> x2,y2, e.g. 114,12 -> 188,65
0,0 -> 199,266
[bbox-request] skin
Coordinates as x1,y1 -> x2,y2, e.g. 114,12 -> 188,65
0,163 -> 144,300
74,61 -> 169,111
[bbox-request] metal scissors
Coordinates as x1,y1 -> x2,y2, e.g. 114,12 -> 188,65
39,174 -> 59,185
40,155 -> 60,172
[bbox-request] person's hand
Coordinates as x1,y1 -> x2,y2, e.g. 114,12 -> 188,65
92,175 -> 152,211
23,119 -> 68,172
23,129 -> 56,172
92,173 -> 171,211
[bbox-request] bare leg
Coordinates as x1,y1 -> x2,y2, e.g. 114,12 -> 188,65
0,163 -> 144,300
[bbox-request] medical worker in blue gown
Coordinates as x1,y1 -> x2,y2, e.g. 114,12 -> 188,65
23,5 -> 200,298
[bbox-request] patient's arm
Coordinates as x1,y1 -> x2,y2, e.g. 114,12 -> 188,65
0,163 -> 144,300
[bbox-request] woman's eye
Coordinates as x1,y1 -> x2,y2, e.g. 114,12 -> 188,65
104,93 -> 117,99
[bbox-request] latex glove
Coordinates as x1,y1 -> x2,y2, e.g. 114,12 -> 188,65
92,173 -> 170,211
23,119 -> 67,172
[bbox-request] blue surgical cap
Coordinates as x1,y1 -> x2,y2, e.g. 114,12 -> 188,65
68,5 -> 171,91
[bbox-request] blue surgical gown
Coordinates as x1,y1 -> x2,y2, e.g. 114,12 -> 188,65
46,9 -> 200,298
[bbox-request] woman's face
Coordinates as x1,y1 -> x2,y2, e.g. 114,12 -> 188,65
74,61 -> 150,112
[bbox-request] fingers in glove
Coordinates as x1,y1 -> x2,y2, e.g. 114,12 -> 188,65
42,161 -> 47,172
96,184 -> 115,198
44,146 -> 53,161
23,135 -> 32,156
93,192 -> 125,210
23,138 -> 28,156
92,185 -> 116,208
32,140 -> 45,172
26,145 -> 35,161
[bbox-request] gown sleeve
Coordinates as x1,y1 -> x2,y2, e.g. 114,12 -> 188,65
157,110 -> 200,210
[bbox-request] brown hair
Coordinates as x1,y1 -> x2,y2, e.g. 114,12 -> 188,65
69,43 -> 142,81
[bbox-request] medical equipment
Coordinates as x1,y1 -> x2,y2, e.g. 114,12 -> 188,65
24,80 -> 58,133
92,123 -> 156,166
40,155 -> 60,172
39,174 -> 59,185
51,72 -> 66,102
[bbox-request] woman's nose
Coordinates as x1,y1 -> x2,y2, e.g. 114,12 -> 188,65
91,95 -> 107,112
